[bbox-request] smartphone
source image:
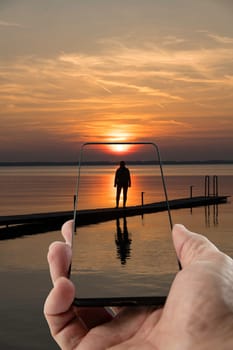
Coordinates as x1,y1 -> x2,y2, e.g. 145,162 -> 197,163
71,142 -> 180,306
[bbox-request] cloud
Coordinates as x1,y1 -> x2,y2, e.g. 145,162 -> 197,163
0,19 -> 22,27
1,37 -> 233,104
206,32 -> 233,45
162,35 -> 187,46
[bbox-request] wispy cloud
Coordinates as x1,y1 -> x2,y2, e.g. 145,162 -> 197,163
0,19 -> 23,27
207,33 -> 233,45
162,35 -> 187,46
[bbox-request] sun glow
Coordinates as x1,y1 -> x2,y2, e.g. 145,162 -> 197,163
108,143 -> 132,153
103,131 -> 135,154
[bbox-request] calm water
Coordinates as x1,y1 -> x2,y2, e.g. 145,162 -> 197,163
0,163 -> 232,214
0,164 -> 232,348
0,165 -> 233,262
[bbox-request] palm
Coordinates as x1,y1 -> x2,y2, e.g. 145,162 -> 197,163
72,306 -> 163,349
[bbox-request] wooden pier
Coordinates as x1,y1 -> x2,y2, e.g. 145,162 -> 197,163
0,195 -> 229,240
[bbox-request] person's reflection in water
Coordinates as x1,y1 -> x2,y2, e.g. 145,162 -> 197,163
115,217 -> 132,265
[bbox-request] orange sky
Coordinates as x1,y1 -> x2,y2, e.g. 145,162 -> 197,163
0,0 -> 233,161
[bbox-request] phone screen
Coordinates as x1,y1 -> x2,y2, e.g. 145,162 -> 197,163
71,142 -> 180,306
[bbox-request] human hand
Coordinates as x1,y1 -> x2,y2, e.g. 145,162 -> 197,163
44,221 -> 233,350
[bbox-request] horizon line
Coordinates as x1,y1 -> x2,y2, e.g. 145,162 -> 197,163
0,160 -> 233,166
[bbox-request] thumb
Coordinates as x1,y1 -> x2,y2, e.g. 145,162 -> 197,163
172,224 -> 219,268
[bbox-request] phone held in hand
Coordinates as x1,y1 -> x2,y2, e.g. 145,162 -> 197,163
71,142 -> 180,307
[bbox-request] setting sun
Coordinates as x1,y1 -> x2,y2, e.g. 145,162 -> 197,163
104,131 -> 135,154
108,143 -> 132,153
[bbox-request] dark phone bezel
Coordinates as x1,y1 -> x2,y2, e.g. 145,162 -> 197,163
71,142 -> 179,307
73,296 -> 166,307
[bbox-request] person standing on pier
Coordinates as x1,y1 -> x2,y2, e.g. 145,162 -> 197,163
114,161 -> 131,208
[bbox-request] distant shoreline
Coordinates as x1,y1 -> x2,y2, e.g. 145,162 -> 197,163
0,160 -> 233,166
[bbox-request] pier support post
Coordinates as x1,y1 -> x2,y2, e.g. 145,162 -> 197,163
190,185 -> 193,198
205,175 -> 210,197
213,175 -> 218,197
141,192 -> 144,206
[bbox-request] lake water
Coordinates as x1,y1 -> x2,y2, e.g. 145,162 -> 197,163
0,164 -> 232,348
0,164 -> 233,264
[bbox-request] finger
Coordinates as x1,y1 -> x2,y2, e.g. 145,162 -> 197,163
61,220 -> 73,246
172,224 -> 219,268
44,277 -> 88,349
48,241 -> 72,284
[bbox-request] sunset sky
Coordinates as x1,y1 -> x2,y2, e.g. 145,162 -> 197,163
0,0 -> 233,161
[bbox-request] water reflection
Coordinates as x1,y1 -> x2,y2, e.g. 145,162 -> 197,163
205,204 -> 219,227
115,217 -> 132,265
188,201 -> 220,228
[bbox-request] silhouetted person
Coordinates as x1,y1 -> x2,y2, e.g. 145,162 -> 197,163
115,217 -> 132,265
114,161 -> 131,208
